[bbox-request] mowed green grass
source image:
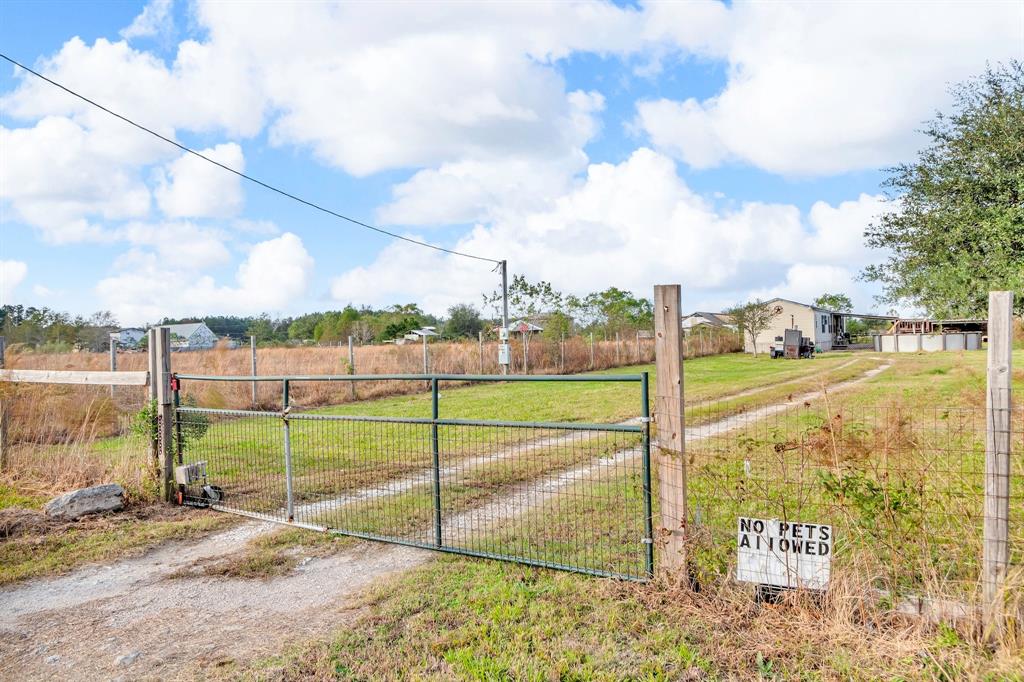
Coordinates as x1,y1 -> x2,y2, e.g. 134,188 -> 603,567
173,352 -> 873,516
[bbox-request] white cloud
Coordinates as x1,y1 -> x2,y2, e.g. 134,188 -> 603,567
155,143 -> 245,218
120,0 -> 174,41
96,232 -> 314,324
0,261 -> 28,304
32,284 -> 54,297
751,264 -> 861,310
114,221 -> 232,269
636,1 -> 1024,175
0,116 -> 161,243
332,148 -> 889,314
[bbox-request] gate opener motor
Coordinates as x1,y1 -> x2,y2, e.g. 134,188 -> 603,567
173,460 -> 224,507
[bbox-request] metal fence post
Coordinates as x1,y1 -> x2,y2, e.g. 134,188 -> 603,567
348,335 -> 356,400
636,330 -> 641,362
250,336 -> 257,407
641,372 -> 654,578
560,333 -> 565,374
154,327 -> 174,502
983,290 -> 1013,636
431,377 -> 442,547
282,379 -> 294,523
590,332 -> 595,369
478,330 -> 484,374
109,333 -> 117,399
653,285 -> 687,576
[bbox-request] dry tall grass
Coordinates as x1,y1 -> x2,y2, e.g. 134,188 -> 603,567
6,332 -> 740,427
0,332 -> 741,497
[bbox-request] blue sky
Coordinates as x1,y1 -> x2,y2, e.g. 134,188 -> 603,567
1,0 -> 1020,325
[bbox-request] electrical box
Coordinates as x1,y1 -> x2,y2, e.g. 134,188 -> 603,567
174,461 -> 207,485
498,343 -> 510,365
498,327 -> 509,341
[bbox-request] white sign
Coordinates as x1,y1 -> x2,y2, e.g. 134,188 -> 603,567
736,517 -> 832,590
498,343 -> 510,365
498,327 -> 510,341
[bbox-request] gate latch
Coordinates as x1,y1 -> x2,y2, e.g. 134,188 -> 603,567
169,375 -> 180,391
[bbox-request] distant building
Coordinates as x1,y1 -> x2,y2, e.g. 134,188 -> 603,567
113,327 -> 145,348
681,312 -> 736,333
162,322 -> 218,351
744,298 -> 845,354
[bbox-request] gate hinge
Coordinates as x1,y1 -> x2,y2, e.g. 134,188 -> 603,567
641,537 -> 654,544
638,417 -> 653,424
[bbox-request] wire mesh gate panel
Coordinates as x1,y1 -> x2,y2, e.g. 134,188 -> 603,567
172,373 -> 654,580
683,390 -> 1023,601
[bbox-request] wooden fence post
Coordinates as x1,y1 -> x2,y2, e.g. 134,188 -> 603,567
250,335 -> 257,407
154,327 -> 174,502
560,333 -> 565,374
983,290 -> 1013,635
479,330 -> 484,374
654,285 -> 687,575
590,332 -> 595,369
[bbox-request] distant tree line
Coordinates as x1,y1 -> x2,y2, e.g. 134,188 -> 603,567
0,305 -> 119,352
3,278 -> 657,352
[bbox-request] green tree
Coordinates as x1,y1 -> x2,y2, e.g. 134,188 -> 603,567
725,300 -> 780,357
443,304 -> 483,339
814,293 -> 853,312
862,62 -> 1024,317
483,275 -> 564,322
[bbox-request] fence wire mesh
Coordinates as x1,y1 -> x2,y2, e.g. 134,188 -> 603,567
173,374 -> 653,580
680,388 -> 1022,602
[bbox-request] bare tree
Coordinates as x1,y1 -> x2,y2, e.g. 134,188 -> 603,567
725,299 -> 780,357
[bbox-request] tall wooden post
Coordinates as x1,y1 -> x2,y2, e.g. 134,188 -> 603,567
250,335 -> 257,407
154,327 -> 174,502
654,285 -> 687,575
983,291 -> 1013,635
348,335 -> 356,399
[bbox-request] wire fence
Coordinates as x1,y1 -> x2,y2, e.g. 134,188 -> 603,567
681,388 -> 1023,602
173,373 -> 654,580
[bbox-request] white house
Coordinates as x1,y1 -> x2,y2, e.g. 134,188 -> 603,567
163,322 -> 218,351
681,312 -> 736,334
743,298 -> 845,354
113,327 -> 145,348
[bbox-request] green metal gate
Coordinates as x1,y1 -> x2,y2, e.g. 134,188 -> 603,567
171,373 -> 654,580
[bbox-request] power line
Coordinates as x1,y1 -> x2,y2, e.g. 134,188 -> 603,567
0,52 -> 500,264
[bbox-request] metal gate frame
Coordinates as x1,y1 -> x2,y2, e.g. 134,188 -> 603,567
171,372 -> 654,580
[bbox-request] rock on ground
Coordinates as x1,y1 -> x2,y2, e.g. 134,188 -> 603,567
44,484 -> 125,520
